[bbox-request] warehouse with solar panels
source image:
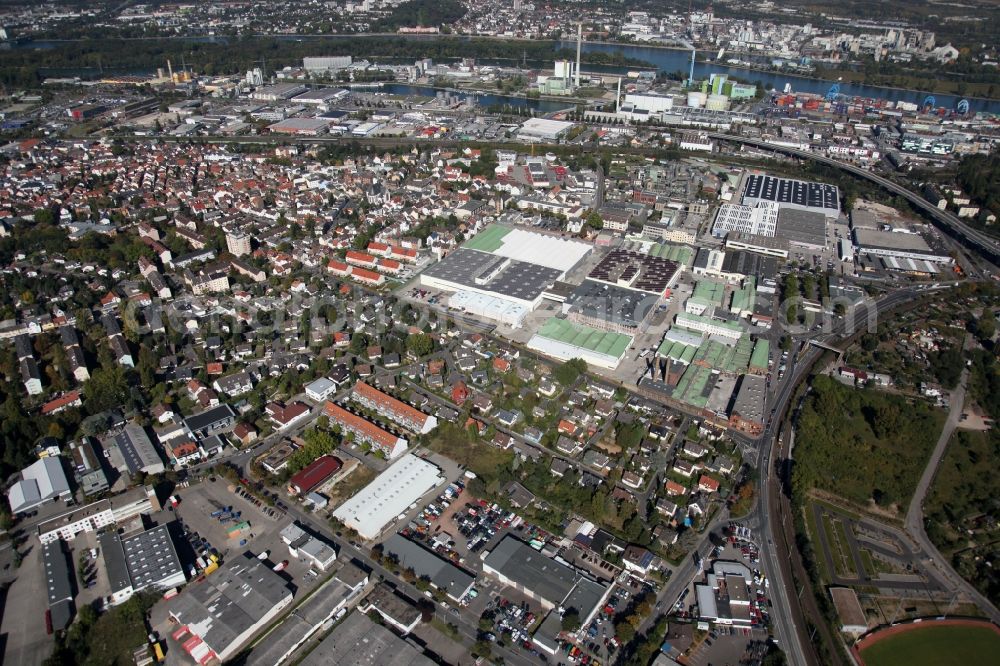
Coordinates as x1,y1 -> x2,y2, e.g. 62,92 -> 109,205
739,173 -> 840,219
587,249 -> 681,296
421,225 -> 592,327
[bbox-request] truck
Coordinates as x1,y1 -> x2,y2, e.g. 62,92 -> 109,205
153,642 -> 165,662
273,560 -> 288,572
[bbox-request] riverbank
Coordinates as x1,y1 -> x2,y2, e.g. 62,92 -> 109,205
5,32 -> 999,110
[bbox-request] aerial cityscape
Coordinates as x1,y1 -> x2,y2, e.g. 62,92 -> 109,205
0,1 -> 997,665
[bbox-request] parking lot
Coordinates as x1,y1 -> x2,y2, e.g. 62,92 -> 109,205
478,593 -> 547,658
173,479 -> 284,567
686,627 -> 771,666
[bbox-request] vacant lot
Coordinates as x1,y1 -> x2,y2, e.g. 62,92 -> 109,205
792,375 -> 944,514
423,421 -> 513,487
859,623 -> 1000,666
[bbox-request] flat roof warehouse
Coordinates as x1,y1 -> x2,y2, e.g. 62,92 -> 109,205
331,453 -> 444,540
464,224 -> 592,274
567,280 -> 659,331
741,174 -> 840,218
421,248 -> 560,307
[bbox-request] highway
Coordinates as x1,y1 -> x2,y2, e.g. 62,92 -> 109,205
709,133 -> 1000,267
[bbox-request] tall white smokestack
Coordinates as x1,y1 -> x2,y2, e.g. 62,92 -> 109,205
575,23 -> 582,89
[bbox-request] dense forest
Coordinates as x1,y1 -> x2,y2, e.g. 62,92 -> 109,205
370,0 -> 466,32
791,374 -> 945,511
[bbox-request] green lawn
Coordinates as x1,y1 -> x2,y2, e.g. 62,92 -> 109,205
463,224 -> 510,252
860,624 -> 1000,666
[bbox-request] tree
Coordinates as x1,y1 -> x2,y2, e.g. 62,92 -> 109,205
349,332 -> 369,356
553,358 -> 587,386
83,365 -> 129,414
405,333 -> 434,357
615,620 -> 636,643
586,211 -> 603,229
33,208 -> 55,226
561,607 -> 581,631
974,308 -> 996,343
616,422 -> 644,450
929,346 -> 964,389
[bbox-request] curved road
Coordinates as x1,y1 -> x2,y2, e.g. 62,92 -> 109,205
903,366 -> 1000,624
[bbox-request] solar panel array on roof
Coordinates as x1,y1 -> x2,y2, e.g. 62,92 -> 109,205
421,248 -> 560,304
742,174 -> 839,215
587,249 -> 680,295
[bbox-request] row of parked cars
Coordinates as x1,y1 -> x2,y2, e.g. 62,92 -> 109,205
455,500 -> 522,554
233,481 -> 285,520
482,596 -> 539,655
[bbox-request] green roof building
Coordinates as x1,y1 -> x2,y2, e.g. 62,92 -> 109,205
527,318 -> 633,370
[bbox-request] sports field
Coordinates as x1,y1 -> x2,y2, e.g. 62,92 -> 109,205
858,622 -> 1000,666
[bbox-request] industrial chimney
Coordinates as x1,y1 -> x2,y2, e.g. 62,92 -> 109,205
575,23 -> 582,89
